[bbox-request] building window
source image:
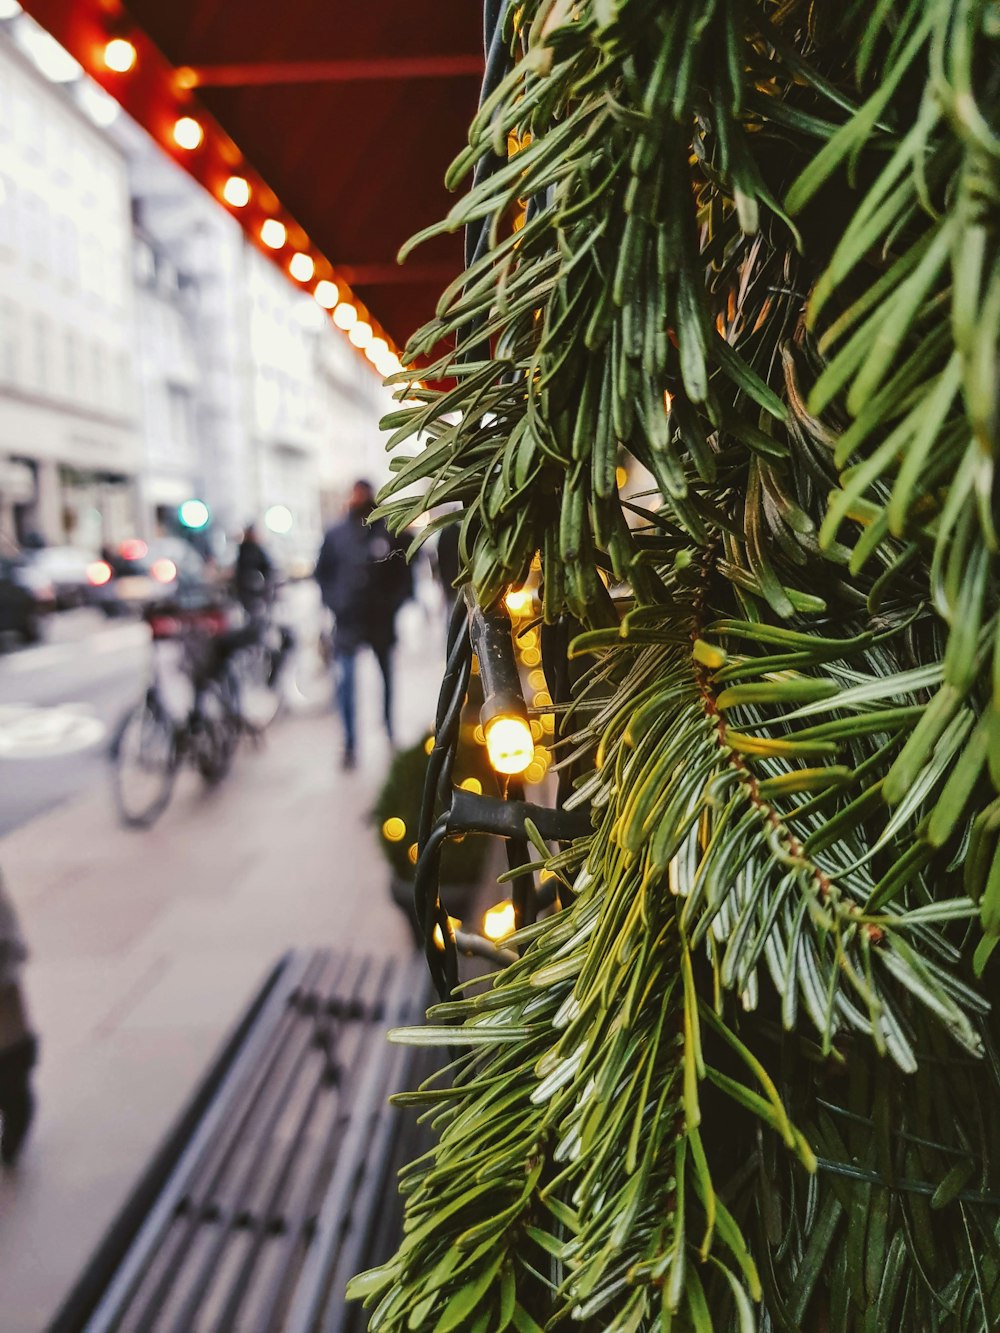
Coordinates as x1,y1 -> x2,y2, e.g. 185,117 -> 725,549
65,329 -> 77,397
91,340 -> 104,405
116,351 -> 130,417
0,299 -> 18,384
32,314 -> 49,391
56,215 -> 79,289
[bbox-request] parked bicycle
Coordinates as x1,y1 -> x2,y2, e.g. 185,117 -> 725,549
110,592 -> 293,828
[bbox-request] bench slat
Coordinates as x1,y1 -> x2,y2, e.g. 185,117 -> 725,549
53,949 -> 431,1333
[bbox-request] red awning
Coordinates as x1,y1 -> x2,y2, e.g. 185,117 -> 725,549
19,0 -> 484,353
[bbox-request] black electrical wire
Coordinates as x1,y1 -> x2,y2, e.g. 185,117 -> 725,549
408,0 -> 591,997
418,598 -> 472,852
413,818 -> 455,1000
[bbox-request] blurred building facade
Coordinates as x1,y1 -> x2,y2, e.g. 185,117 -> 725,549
0,10 -> 393,567
0,29 -> 139,551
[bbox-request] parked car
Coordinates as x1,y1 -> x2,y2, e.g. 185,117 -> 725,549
88,537 -> 213,617
22,545 -> 98,610
0,555 -> 52,644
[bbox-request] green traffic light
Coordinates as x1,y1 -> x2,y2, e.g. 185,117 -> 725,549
178,499 -> 211,530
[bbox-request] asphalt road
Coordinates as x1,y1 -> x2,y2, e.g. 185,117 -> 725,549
0,586 -> 336,838
0,611 -> 150,836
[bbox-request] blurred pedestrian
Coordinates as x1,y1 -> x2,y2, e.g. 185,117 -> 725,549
314,481 -> 412,769
234,523 -> 274,615
0,873 -> 37,1167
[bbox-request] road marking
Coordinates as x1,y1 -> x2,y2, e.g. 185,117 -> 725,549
0,703 -> 107,758
0,623 -> 148,674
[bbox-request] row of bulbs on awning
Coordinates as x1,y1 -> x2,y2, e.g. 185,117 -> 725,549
101,35 -> 403,381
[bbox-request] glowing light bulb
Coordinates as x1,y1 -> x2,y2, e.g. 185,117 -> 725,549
484,715 -> 534,776
459,777 -> 483,795
222,175 -> 250,207
103,37 -> 137,73
314,279 -> 339,309
382,817 -> 406,842
407,843 -> 419,866
504,587 -> 534,616
615,465 -> 628,489
289,252 -> 314,282
349,321 -> 373,349
366,337 -> 389,364
260,219 -> 286,249
333,303 -> 357,330
433,915 -> 462,949
172,116 -> 204,150
483,900 -> 516,942
424,735 -> 435,755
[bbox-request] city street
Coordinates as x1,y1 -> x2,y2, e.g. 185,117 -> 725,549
0,596 -> 445,1330
0,580 -> 334,836
0,612 -> 149,836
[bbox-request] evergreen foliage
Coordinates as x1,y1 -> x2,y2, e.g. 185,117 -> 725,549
351,0 -> 1000,1326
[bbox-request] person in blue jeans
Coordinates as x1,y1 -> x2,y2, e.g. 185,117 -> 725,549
314,481 -> 412,769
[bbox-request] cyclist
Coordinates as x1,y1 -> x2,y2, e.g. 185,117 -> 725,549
234,523 -> 274,617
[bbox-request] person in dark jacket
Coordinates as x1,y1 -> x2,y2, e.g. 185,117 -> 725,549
0,873 -> 37,1167
234,523 -> 274,614
314,481 -> 412,768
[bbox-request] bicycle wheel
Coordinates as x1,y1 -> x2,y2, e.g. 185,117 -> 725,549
111,691 -> 178,828
230,640 -> 283,732
192,681 -> 240,784
285,633 -> 332,715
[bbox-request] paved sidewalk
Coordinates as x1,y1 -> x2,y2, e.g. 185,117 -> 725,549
0,617 -> 444,1330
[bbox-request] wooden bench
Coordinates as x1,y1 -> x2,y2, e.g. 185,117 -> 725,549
51,949 -> 432,1333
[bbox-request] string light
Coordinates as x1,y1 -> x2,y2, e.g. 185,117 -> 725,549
382,817 -> 406,842
314,279 -> 339,309
407,843 -> 419,866
424,735 -> 435,755
289,252 -> 314,282
260,219 -> 286,249
484,716 -> 535,776
459,778 -> 483,794
483,900 -> 516,942
504,587 -> 534,616
333,303 -> 357,330
103,37 -> 137,73
349,321 -> 373,348
433,916 -> 462,950
172,116 -> 204,150
222,175 -> 250,207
